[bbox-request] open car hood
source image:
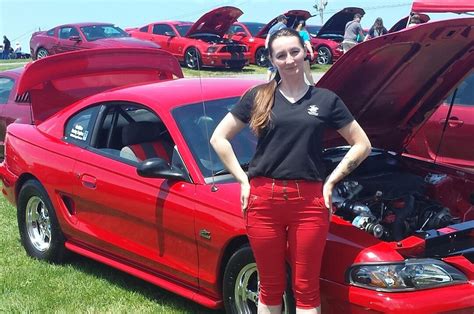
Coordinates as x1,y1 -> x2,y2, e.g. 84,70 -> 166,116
317,7 -> 365,38
185,6 -> 243,38
389,14 -> 431,33
412,0 -> 474,13
316,18 -> 474,152
255,10 -> 312,38
16,48 -> 183,124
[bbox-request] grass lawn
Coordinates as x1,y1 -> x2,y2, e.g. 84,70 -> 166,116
0,192 -> 224,313
0,58 -> 331,76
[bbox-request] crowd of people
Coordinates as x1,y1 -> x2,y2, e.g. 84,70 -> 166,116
1,35 -> 23,59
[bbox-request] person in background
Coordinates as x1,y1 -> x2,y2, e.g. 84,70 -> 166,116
265,15 -> 288,81
14,42 -> 22,59
295,20 -> 315,85
211,28 -> 371,314
341,13 -> 364,53
364,17 -> 387,41
2,36 -> 11,60
408,14 -> 422,27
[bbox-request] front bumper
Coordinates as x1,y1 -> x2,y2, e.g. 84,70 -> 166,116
322,279 -> 474,313
201,52 -> 250,68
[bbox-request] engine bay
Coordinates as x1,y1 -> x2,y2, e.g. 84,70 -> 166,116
326,149 -> 466,242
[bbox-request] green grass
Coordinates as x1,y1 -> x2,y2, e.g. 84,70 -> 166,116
0,59 -> 330,75
0,194 -> 224,313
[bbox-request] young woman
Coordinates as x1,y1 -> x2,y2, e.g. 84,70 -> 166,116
211,28 -> 371,314
364,17 -> 388,41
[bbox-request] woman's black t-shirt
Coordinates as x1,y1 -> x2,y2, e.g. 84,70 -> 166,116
231,86 -> 354,181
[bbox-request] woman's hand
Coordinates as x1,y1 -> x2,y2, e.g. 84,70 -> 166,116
240,181 -> 251,216
323,181 -> 334,219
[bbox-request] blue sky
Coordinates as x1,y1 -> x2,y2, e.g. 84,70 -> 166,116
0,0 -> 462,54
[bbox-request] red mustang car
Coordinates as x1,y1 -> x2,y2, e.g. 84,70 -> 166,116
29,22 -> 160,60
310,7 -> 365,65
127,6 -> 250,70
0,68 -> 31,158
229,10 -> 313,67
2,18 -> 474,314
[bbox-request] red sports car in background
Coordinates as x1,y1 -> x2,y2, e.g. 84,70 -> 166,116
0,68 -> 31,158
127,6 -> 250,70
29,22 -> 160,60
2,18 -> 474,314
229,10 -> 313,67
310,7 -> 365,65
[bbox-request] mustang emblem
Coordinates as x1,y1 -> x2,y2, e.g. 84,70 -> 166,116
307,105 -> 319,116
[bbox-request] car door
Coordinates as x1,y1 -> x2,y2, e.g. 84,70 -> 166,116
151,24 -> 184,59
67,103 -> 199,286
55,26 -> 82,53
435,73 -> 474,169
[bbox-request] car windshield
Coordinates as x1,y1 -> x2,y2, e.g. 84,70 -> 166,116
306,25 -> 322,37
242,22 -> 265,36
175,24 -> 192,36
80,25 -> 129,41
172,97 -> 257,178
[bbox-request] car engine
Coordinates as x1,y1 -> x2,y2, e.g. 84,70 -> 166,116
332,172 -> 458,241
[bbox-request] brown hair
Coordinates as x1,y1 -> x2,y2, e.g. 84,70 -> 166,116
249,28 -> 304,135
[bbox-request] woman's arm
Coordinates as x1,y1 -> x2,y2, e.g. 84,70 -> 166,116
304,40 -> 314,61
323,120 -> 372,209
210,113 -> 250,211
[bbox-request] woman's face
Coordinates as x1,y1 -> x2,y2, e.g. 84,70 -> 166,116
270,35 -> 305,76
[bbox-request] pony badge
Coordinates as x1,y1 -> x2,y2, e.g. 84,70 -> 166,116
307,105 -> 319,116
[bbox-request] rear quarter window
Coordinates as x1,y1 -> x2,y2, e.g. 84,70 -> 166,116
64,106 -> 100,147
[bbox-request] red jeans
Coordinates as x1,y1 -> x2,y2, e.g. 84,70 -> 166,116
246,177 -> 329,309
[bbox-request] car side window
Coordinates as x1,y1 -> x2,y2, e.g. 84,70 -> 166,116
47,28 -> 55,36
59,27 -> 73,39
0,77 -> 14,104
444,73 -> 474,107
64,106 -> 100,147
152,24 -> 176,36
139,26 -> 148,32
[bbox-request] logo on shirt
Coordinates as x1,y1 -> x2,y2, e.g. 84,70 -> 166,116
307,105 -> 319,116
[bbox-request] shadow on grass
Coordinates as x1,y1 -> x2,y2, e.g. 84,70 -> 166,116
65,253 -> 225,314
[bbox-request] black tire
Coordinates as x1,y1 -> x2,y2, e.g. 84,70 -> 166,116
316,46 -> 332,65
36,48 -> 49,60
17,179 -> 67,263
255,47 -> 268,67
184,47 -> 202,70
223,245 -> 295,314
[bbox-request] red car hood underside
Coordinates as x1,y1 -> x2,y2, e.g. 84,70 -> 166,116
412,0 -> 474,13
185,6 -> 243,38
317,7 -> 365,38
255,10 -> 312,38
317,17 -> 474,153
16,48 -> 183,124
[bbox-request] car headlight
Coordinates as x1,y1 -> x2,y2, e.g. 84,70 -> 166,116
348,259 -> 468,291
207,46 -> 218,53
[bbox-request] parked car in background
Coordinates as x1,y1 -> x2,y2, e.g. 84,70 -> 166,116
127,6 -> 250,70
0,67 -> 31,158
310,7 -> 365,65
29,22 -> 160,60
2,18 -> 474,314
229,10 -> 313,67
405,72 -> 474,169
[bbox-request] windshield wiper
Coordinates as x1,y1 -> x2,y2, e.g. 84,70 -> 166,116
214,162 -> 249,176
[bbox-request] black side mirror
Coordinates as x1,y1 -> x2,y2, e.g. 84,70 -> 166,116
137,158 -> 185,180
69,35 -> 81,42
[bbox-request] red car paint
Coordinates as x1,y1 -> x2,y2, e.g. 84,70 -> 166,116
229,10 -> 314,67
2,18 -> 474,313
0,67 -> 31,157
310,7 -> 365,65
29,22 -> 160,60
127,6 -> 250,70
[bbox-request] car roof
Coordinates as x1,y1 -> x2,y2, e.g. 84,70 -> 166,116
0,67 -> 24,77
55,22 -> 115,28
87,78 -> 262,112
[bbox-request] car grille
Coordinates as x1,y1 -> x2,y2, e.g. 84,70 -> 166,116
221,45 -> 247,53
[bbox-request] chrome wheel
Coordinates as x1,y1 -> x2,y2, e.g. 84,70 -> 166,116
185,48 -> 201,69
255,47 -> 268,67
25,196 -> 51,252
317,46 -> 332,65
36,48 -> 49,59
